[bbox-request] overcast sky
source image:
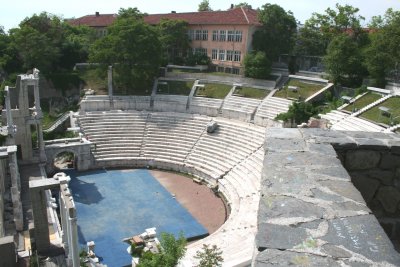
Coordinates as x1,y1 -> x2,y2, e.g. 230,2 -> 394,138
2,0 -> 400,31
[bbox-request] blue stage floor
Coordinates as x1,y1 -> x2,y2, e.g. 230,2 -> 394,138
67,169 -> 208,267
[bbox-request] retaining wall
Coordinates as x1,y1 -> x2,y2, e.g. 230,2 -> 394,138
255,128 -> 400,266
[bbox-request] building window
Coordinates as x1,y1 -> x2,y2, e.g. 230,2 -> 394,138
225,67 -> 232,73
188,30 -> 195,41
217,66 -> 224,72
227,30 -> 235,42
195,48 -> 207,56
234,51 -> 241,62
212,49 -> 218,60
219,30 -> 226,41
226,50 -> 233,61
195,30 -> 202,40
218,49 -> 225,61
232,68 -> 240,75
202,30 -> 208,40
235,31 -> 242,42
212,30 -> 218,41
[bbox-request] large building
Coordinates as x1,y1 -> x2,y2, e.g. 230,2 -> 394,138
68,7 -> 262,74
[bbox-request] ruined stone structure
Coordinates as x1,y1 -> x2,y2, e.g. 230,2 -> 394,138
2,70 -> 46,162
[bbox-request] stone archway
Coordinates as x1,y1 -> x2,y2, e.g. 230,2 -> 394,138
52,150 -> 76,172
45,139 -> 92,174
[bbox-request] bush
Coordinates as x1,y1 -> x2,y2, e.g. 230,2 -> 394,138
275,101 -> 318,124
243,51 -> 271,79
185,53 -> 211,66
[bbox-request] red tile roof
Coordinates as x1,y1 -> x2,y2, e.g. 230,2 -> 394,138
67,8 -> 261,28
68,13 -> 117,27
144,7 -> 261,26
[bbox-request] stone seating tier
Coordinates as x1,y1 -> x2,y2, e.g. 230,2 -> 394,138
78,110 -> 266,267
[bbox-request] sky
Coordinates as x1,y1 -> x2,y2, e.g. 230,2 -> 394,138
2,0 -> 400,32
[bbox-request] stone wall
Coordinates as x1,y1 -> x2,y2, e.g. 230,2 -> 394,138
255,128 -> 400,266
336,140 -> 400,250
165,72 -> 277,89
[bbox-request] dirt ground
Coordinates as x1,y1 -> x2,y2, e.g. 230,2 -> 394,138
150,170 -> 227,235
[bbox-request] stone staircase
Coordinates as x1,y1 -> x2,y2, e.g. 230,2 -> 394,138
43,112 -> 71,133
319,110 -> 349,125
331,116 -> 386,132
254,96 -> 292,120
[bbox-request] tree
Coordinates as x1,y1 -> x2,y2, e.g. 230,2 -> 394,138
365,9 -> 400,87
295,4 -> 366,56
243,51 -> 271,79
158,19 -> 190,65
89,8 -> 162,93
324,34 -> 366,86
234,2 -> 252,9
137,232 -> 187,267
275,101 -> 317,125
194,244 -> 223,267
252,4 -> 297,61
198,0 -> 212,12
9,12 -> 64,73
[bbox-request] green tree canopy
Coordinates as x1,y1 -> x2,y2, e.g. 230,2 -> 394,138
275,101 -> 318,124
158,19 -> 190,65
295,4 -> 366,56
252,4 -> 297,61
9,12 -> 64,73
7,12 -> 94,74
198,0 -> 212,11
324,34 -> 366,86
365,8 -> 400,87
243,51 -> 271,79
234,2 -> 252,9
194,244 -> 223,267
89,8 -> 162,93
137,232 -> 187,267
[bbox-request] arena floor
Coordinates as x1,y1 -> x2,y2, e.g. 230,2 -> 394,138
68,168 -> 225,266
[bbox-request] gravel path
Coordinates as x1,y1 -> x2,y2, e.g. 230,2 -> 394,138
150,170 -> 227,235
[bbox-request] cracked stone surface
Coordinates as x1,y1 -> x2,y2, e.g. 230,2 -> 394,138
255,128 -> 400,267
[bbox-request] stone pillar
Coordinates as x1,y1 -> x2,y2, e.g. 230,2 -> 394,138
8,148 -> 23,231
37,124 -> 46,163
60,182 -> 79,267
29,178 -> 60,254
69,207 -> 79,267
4,87 -> 16,142
108,65 -> 113,97
33,69 -> 42,118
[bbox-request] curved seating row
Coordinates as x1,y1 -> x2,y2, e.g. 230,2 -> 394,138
77,110 -> 266,267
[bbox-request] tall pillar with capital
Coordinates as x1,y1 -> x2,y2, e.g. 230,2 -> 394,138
108,65 -> 114,109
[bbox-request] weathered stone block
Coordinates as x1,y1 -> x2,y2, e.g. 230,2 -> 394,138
379,153 -> 400,170
265,138 -> 306,152
254,249 -> 342,267
376,186 -> 400,213
258,195 -> 324,222
318,180 -> 365,203
322,215 -> 400,265
351,175 -> 380,203
345,150 -> 381,170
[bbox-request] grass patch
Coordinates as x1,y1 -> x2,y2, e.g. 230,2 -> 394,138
343,92 -> 381,112
274,80 -> 324,100
233,87 -> 270,99
195,83 -> 232,99
157,80 -> 194,95
77,68 -> 107,95
361,97 -> 400,125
